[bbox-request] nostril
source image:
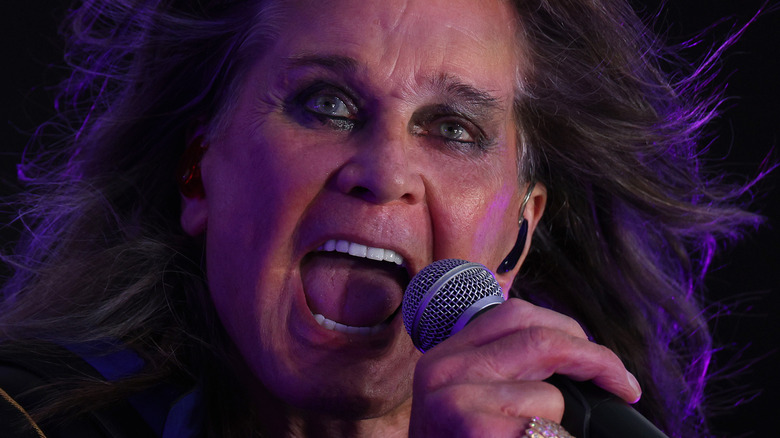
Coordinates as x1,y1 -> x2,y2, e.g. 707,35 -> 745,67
400,191 -> 418,203
348,186 -> 372,199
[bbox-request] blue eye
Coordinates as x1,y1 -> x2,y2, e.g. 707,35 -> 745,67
294,86 -> 360,131
305,93 -> 352,119
438,121 -> 475,143
411,114 -> 492,154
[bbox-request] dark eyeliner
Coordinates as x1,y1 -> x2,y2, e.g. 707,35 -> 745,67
286,81 -> 360,131
413,106 -> 495,153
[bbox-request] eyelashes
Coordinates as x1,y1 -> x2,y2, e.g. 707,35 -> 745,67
297,84 -> 360,131
410,113 -> 484,148
286,81 -> 496,153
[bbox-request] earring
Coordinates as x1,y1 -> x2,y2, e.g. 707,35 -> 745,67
496,219 -> 528,274
178,142 -> 209,198
496,182 -> 536,274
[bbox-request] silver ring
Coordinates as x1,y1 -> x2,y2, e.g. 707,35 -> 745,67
522,416 -> 575,438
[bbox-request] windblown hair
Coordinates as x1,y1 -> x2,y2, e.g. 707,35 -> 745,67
0,0 -> 763,436
511,1 -> 764,436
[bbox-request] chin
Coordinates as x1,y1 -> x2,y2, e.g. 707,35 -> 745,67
268,348 -> 419,423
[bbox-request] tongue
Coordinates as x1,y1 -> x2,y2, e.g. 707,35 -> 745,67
301,253 -> 405,327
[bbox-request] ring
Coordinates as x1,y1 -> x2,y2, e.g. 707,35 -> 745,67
522,416 -> 575,438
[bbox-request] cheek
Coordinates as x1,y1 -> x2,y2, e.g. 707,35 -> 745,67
429,171 -> 520,267
470,183 -> 520,258
205,120 -> 342,243
431,141 -> 522,265
199,122 -> 341,328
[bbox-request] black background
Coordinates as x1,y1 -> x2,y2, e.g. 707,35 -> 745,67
1,1 -> 778,436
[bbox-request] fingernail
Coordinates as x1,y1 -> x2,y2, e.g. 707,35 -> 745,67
627,370 -> 642,403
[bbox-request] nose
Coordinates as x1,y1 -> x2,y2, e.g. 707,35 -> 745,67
334,125 -> 425,205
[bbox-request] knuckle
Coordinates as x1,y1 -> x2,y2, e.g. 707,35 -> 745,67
425,385 -> 466,412
515,382 -> 566,422
565,318 -> 589,339
523,325 -> 558,352
503,298 -> 587,340
591,341 -> 623,369
548,386 -> 566,422
503,297 -> 534,317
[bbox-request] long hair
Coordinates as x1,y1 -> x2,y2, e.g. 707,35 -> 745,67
0,0 -> 764,436
1,0 -> 283,435
510,1 -> 764,436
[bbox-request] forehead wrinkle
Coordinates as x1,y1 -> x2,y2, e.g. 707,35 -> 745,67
429,73 -> 504,114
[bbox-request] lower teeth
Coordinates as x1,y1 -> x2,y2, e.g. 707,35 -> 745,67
313,313 -> 388,335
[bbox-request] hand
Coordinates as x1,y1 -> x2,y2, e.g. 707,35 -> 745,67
408,298 -> 641,437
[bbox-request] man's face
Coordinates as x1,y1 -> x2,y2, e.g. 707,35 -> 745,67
182,0 -> 529,422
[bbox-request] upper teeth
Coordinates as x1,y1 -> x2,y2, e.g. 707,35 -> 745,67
317,239 -> 404,266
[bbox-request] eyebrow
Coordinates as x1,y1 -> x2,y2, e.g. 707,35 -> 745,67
429,73 -> 503,118
284,54 -> 505,116
285,54 -> 360,74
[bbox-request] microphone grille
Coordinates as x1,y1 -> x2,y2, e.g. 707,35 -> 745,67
402,259 -> 502,352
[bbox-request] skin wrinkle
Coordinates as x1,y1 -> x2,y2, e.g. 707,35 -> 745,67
353,0 -> 512,103
372,0 -> 409,86
181,1 -> 535,435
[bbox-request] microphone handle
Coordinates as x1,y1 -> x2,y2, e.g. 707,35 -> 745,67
546,374 -> 669,438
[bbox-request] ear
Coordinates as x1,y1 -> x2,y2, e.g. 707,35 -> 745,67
495,182 -> 547,290
522,182 -> 547,243
181,193 -> 208,236
179,124 -> 210,236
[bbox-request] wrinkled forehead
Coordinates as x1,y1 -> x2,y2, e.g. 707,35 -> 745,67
250,0 -> 523,90
279,0 -> 521,40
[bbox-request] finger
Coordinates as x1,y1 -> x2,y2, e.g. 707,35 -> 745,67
492,328 -> 641,403
421,325 -> 641,403
449,298 -> 589,348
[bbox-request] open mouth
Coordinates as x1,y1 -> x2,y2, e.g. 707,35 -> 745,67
301,239 -> 411,335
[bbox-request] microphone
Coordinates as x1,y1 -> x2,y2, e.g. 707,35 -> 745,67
401,258 -> 669,438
